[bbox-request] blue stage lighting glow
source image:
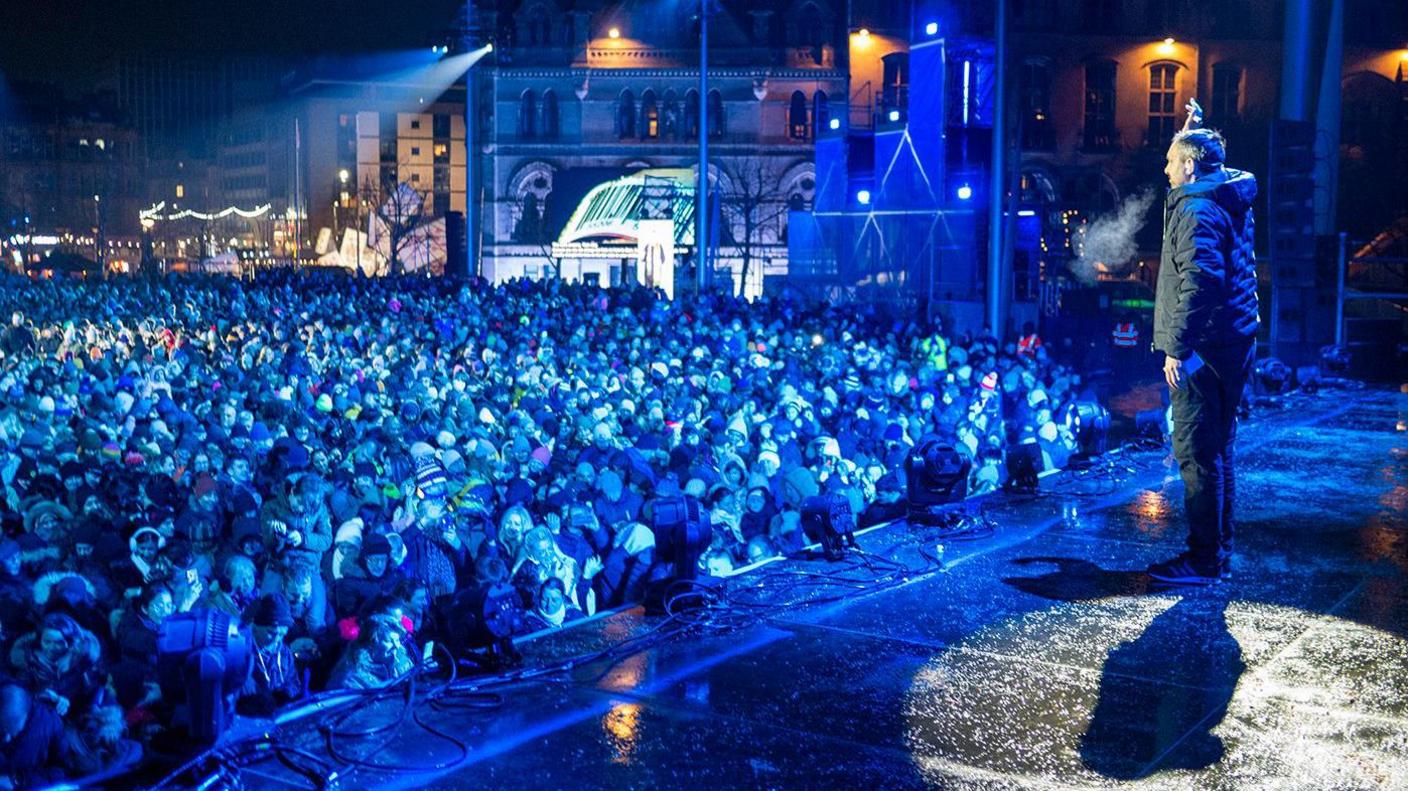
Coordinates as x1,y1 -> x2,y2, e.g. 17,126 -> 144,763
925,21 -> 938,36
829,117 -> 841,130
856,190 -> 872,205
957,184 -> 973,201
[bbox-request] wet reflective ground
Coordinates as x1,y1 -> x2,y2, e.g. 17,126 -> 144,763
258,386 -> 1408,790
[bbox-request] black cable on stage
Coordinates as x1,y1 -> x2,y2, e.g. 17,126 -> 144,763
169,495 -> 980,787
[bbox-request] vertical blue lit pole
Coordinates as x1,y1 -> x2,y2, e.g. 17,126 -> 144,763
986,0 -> 1008,337
463,1 -> 478,279
696,0 -> 709,292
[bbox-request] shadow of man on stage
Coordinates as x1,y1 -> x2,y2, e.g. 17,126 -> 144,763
1003,557 -> 1244,780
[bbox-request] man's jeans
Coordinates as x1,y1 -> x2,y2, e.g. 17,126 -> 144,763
1170,341 -> 1255,566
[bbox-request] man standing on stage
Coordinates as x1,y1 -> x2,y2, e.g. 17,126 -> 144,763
1147,122 -> 1260,585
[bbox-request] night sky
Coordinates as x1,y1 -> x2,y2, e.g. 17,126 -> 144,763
0,0 -> 463,88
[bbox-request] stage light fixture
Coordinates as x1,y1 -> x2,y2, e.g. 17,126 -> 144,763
1062,401 -> 1110,457
829,117 -> 841,130
645,495 -> 713,613
905,440 -> 971,523
1005,440 -> 1043,492
856,189 -> 871,205
888,109 -> 900,122
801,492 -> 858,561
956,184 -> 973,200
157,609 -> 253,745
925,21 -> 939,36
441,582 -> 525,668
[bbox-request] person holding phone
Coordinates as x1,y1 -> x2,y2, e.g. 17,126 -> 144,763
1149,101 -> 1261,584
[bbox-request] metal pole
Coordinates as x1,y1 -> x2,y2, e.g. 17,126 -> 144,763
1334,230 -> 1346,347
1313,0 -> 1343,236
985,0 -> 1008,336
463,1 -> 478,280
696,0 -> 709,293
1279,0 -> 1314,122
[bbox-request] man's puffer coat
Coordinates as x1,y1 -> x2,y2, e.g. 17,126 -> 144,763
1153,167 -> 1261,360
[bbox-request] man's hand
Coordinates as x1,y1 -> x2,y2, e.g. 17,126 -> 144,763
1164,355 -> 1185,391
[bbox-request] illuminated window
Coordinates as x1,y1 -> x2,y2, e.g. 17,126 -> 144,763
1020,60 -> 1053,150
175,184 -> 185,198
433,142 -> 450,161
789,91 -> 809,139
1147,63 -> 1180,146
641,90 -> 659,139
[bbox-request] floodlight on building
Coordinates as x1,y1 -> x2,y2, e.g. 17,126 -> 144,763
608,27 -> 621,39
338,169 -> 349,183
1158,37 -> 1176,54
856,189 -> 871,205
956,184 -> 973,201
925,22 -> 939,36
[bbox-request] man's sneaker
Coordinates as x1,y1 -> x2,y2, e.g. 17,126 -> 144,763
1147,554 -> 1220,585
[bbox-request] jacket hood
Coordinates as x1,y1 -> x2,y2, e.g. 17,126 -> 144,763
1171,167 -> 1257,214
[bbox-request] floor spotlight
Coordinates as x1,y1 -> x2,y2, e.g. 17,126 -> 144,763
906,440 -> 971,524
801,492 -> 858,561
1062,401 -> 1110,458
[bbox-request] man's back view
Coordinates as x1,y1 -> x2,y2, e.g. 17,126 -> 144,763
1149,126 -> 1261,584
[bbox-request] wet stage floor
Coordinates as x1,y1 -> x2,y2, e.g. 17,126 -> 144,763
252,386 -> 1408,790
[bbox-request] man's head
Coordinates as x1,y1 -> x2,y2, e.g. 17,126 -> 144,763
1165,128 -> 1226,188
0,684 -> 30,744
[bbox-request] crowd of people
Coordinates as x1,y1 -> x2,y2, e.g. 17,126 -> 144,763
0,270 -> 1095,783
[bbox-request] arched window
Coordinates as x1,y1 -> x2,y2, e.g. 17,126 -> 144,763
1146,62 -> 1180,146
515,193 -> 542,242
707,89 -> 724,138
541,89 -> 560,139
813,90 -> 829,136
661,90 -> 679,139
528,9 -> 552,47
519,90 -> 537,138
617,90 -> 636,138
797,3 -> 826,64
684,89 -> 700,137
641,89 -> 659,139
788,91 -> 809,139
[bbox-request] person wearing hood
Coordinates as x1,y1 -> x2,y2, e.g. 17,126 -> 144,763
1148,125 -> 1259,585
7,613 -> 104,721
